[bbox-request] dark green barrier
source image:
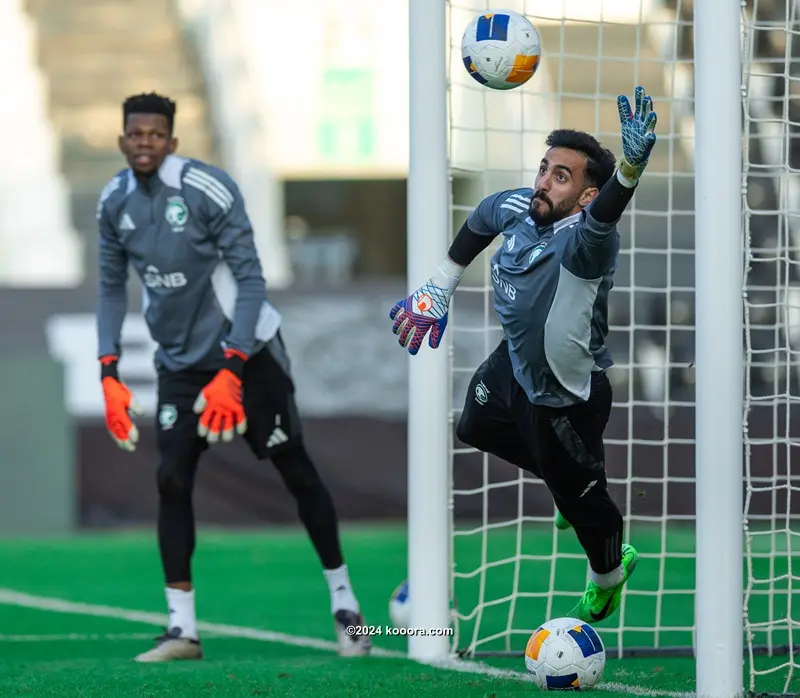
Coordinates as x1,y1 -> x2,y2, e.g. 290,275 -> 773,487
0,355 -> 75,535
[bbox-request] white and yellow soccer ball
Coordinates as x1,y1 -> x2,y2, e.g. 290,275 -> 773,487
461,10 -> 542,90
524,617 -> 606,690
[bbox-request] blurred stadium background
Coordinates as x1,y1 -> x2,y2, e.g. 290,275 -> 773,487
0,0 -> 794,537
1,0 -> 415,534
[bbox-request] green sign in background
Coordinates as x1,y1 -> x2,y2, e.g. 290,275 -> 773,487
318,69 -> 375,163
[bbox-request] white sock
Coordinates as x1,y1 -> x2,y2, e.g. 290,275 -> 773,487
166,587 -> 198,640
323,564 -> 359,614
590,565 -> 624,590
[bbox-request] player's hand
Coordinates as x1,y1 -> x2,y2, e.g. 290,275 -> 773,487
617,85 -> 657,184
192,350 -> 248,444
390,280 -> 451,355
100,357 -> 143,452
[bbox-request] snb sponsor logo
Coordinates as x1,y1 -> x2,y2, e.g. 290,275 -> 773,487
143,265 -> 187,289
491,263 -> 516,301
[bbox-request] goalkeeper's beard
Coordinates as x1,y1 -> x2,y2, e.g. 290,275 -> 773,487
529,193 -> 575,227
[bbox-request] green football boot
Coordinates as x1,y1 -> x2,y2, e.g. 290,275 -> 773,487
554,509 -> 573,531
568,543 -> 639,624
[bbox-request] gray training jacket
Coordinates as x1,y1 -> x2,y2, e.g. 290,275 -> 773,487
466,187 -> 619,408
96,154 -> 282,373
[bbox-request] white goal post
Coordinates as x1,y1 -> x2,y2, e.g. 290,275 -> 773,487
693,0 -> 743,697
406,0 -> 452,663
407,0 -> 798,695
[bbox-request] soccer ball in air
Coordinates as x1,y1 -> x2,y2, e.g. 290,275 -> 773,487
388,580 -> 410,629
461,10 -> 542,90
524,617 -> 606,690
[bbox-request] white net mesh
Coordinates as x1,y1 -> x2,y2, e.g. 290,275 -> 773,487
445,0 -> 799,692
742,0 -> 800,692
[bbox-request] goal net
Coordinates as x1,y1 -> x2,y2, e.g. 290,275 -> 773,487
443,0 -> 799,692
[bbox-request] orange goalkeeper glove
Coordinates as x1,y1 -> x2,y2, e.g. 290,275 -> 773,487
192,348 -> 248,444
100,356 -> 143,452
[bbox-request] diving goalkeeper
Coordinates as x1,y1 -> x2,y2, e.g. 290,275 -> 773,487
389,87 -> 658,624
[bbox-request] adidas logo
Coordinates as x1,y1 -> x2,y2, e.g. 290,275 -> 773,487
119,213 -> 136,231
266,427 -> 288,448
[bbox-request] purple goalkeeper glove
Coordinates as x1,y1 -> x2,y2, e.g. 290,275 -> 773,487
389,259 -> 464,355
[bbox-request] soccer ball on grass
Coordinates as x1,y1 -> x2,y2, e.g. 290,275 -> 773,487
388,579 -> 410,629
388,580 -> 455,631
461,10 -> 542,90
524,617 -> 606,690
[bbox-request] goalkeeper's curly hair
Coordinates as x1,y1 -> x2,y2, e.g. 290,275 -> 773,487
122,92 -> 177,134
546,129 -> 616,189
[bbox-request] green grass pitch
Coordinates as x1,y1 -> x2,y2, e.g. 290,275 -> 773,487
0,524 -> 795,697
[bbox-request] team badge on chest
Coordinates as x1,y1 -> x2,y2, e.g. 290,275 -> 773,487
529,245 -> 545,265
165,196 -> 189,232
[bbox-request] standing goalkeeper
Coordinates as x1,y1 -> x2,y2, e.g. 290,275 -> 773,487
97,92 -> 371,661
390,87 -> 658,624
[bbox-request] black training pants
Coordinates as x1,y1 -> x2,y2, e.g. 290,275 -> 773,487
154,334 -> 343,583
455,339 -> 623,574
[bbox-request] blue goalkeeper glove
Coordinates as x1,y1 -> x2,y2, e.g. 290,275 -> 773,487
617,85 -> 658,185
389,259 -> 464,355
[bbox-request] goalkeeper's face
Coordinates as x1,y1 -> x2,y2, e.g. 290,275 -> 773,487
530,147 -> 599,226
119,114 -> 177,177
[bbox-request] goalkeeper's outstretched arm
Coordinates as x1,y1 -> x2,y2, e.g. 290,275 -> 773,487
419,217 -> 499,306
565,169 -> 640,280
587,169 -> 638,225
389,188 -> 520,354
591,84 -> 658,225
566,86 -> 658,279
434,186 -> 528,289
447,218 -> 498,268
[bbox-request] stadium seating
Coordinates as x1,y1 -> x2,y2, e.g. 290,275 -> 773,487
0,0 -> 82,287
174,0 -> 292,288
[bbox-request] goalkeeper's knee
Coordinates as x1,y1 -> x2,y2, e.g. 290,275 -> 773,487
156,460 -> 197,502
272,444 -> 324,498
